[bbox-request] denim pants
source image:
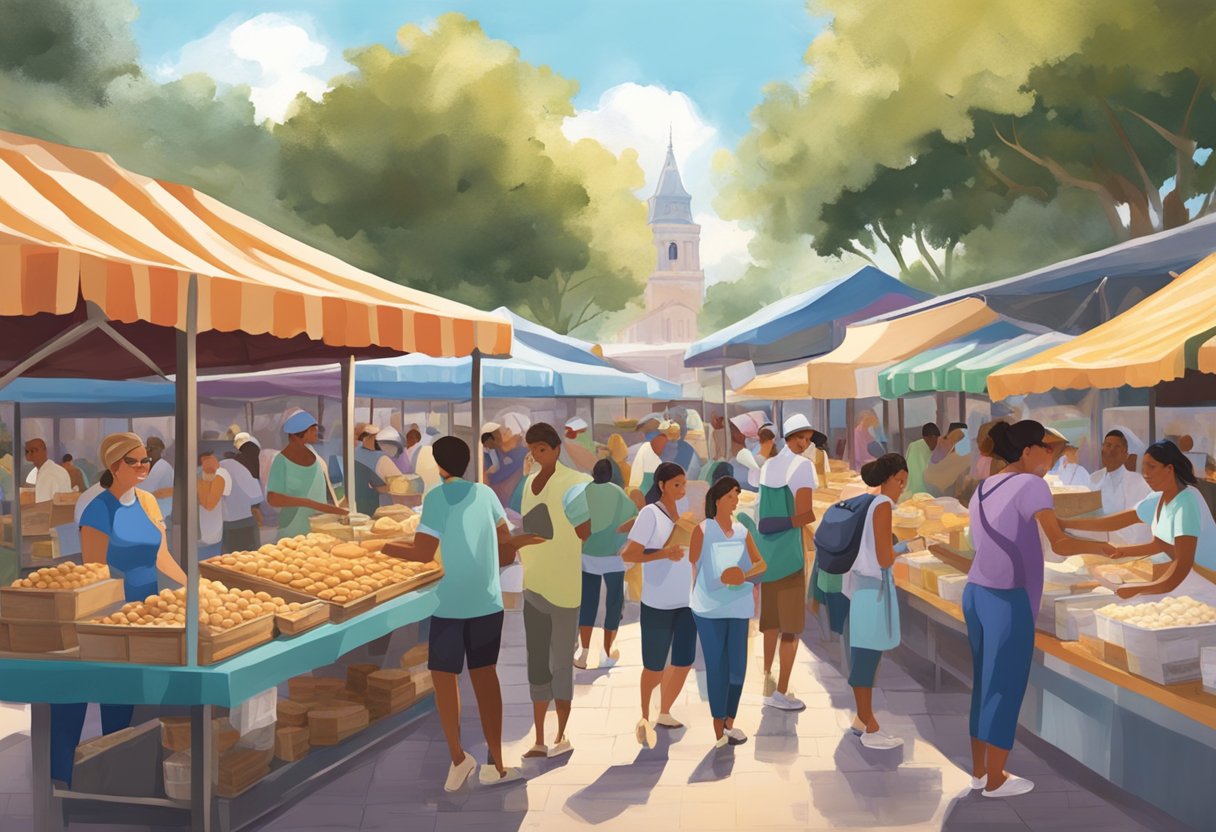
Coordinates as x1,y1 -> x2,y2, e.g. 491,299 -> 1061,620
579,571 -> 625,631
693,615 -> 749,720
51,703 -> 135,785
962,583 -> 1035,750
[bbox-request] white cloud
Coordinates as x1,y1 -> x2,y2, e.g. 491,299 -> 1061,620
155,13 -> 346,123
563,83 -> 753,285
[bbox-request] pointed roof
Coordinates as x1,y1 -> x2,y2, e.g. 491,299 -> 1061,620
647,135 -> 693,224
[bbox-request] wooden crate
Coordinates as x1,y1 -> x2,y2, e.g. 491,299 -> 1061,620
307,704 -> 368,746
1053,489 -> 1103,519
0,579 -> 124,622
3,618 -> 77,652
76,613 -> 275,666
216,748 -> 271,798
276,699 -> 312,728
199,562 -> 376,623
275,600 -> 329,637
345,663 -> 379,694
274,726 -> 310,762
159,717 -> 238,754
0,621 -> 8,652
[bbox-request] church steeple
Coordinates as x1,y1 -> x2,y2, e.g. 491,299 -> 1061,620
647,136 -> 693,224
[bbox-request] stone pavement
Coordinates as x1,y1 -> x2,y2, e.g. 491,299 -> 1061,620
0,605 -> 1193,831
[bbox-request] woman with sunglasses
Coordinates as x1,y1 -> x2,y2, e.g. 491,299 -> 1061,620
964,421 -> 1114,799
51,432 -> 190,787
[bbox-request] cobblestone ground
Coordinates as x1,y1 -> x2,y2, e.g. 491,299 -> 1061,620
0,605 -> 1192,832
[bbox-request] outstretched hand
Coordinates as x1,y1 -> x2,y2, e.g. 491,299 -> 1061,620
666,545 -> 686,562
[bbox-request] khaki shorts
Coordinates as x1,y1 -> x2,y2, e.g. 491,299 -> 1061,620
760,570 -> 807,634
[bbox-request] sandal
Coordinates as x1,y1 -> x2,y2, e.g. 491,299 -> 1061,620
522,744 -> 548,758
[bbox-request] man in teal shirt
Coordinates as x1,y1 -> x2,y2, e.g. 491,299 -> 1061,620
398,436 -> 541,793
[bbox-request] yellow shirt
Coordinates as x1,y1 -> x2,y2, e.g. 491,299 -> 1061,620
520,463 -> 591,608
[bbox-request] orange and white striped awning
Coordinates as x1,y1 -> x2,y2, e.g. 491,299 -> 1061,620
988,254 -> 1216,399
0,130 -> 511,360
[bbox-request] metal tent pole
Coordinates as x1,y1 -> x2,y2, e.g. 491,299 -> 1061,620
958,392 -> 967,423
897,398 -> 906,454
369,398 -> 376,424
177,274 -> 200,662
1148,387 -> 1158,444
589,397 -> 597,447
52,417 -> 60,464
845,399 -> 856,469
720,367 -> 728,460
447,402 -> 455,436
881,400 -> 891,451
13,402 -> 22,570
341,356 -> 356,510
471,351 -> 483,483
245,402 -> 254,431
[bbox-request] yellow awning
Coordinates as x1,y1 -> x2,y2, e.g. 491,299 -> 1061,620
987,254 -> 1216,400
740,297 -> 997,399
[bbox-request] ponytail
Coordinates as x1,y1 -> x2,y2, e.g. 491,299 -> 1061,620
99,469 -> 114,488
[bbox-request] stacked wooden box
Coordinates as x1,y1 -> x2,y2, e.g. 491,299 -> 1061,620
0,578 -> 124,654
365,670 -> 416,720
399,644 -> 432,696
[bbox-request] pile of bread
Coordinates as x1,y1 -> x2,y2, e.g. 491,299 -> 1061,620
10,562 -> 110,590
1098,596 -> 1216,629
370,513 -> 421,536
207,533 -> 438,604
92,579 -> 303,631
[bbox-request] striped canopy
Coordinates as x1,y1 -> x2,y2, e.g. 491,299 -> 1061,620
0,130 -> 512,377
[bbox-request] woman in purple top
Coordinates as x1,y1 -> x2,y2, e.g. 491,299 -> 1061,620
964,420 -> 1113,799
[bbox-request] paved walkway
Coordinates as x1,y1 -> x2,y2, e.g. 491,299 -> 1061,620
0,605 -> 1193,831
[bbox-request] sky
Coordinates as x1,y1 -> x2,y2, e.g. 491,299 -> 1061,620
131,0 -> 827,285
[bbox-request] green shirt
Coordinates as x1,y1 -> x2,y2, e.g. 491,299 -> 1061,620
756,483 -> 805,582
520,463 -> 591,608
267,452 -> 328,537
904,438 -> 931,499
419,479 -> 506,619
582,482 -> 638,557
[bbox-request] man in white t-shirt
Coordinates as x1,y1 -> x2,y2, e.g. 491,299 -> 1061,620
628,425 -> 671,496
143,437 -> 175,527
219,455 -> 263,552
23,439 -> 73,502
1089,430 -> 1152,547
198,452 -> 232,558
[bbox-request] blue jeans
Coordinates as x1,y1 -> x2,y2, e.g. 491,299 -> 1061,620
199,542 -> 223,559
962,583 -> 1035,750
51,704 -> 135,785
579,571 -> 625,631
693,615 -> 748,720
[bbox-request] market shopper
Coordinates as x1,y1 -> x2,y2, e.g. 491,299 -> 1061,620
518,423 -> 592,759
845,454 -> 909,750
606,433 -> 631,488
560,417 -> 598,473
924,422 -> 970,499
398,436 -> 536,790
904,423 -> 940,498
353,423 -> 395,515
23,438 -> 73,501
61,454 -> 87,492
1049,439 -> 1090,487
628,422 -> 671,499
852,410 -> 883,471
621,462 -> 695,747
219,445 -> 264,553
1063,440 -> 1216,591
576,459 -> 638,670
1086,430 -> 1152,547
266,411 -> 346,537
197,451 -> 231,559
756,414 -> 818,711
965,420 -> 1115,799
690,475 -> 766,748
52,433 -> 190,787
142,436 -> 175,529
231,432 -> 261,480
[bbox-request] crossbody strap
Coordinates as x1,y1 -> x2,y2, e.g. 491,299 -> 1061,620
976,475 -> 1027,587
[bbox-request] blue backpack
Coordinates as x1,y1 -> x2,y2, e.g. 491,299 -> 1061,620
813,494 -> 878,575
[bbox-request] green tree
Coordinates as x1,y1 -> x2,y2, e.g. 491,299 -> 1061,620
275,14 -> 650,334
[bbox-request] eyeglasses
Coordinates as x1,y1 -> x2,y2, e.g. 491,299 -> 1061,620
122,456 -> 153,468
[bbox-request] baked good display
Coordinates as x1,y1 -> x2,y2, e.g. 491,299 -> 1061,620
11,562 -> 111,590
91,580 -> 302,632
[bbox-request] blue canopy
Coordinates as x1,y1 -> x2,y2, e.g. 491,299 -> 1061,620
0,378 -> 176,416
683,266 -> 932,370
866,213 -> 1216,334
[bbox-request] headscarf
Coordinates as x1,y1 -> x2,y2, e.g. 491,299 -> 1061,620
100,432 -> 144,470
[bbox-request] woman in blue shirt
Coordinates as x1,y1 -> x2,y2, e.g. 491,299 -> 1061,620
51,433 -> 188,786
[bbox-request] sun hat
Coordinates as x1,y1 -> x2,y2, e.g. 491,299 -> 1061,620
782,414 -> 814,438
283,410 -> 318,435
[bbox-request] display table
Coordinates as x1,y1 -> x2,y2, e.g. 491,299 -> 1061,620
0,587 -> 439,832
896,576 -> 1216,829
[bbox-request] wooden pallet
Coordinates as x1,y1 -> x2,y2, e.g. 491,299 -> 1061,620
0,579 -> 125,622
76,613 -> 275,665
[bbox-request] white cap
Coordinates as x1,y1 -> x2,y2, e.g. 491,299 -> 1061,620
354,423 -> 380,438
783,413 -> 814,438
481,421 -> 502,435
377,427 -> 402,446
565,417 -> 589,432
232,432 -> 259,449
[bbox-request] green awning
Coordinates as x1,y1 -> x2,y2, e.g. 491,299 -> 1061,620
947,332 -> 1073,396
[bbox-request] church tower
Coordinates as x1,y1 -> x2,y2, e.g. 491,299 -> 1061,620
623,134 -> 704,345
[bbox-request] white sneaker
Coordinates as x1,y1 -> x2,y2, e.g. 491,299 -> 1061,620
970,775 -> 987,790
600,649 -> 620,669
763,691 -> 806,711
444,752 -> 476,792
762,673 -> 777,697
859,730 -> 904,750
714,734 -> 730,749
982,774 -> 1035,798
654,713 -> 683,729
573,648 -> 589,670
850,716 -> 866,737
479,765 -> 524,786
725,727 -> 748,745
548,736 -> 573,758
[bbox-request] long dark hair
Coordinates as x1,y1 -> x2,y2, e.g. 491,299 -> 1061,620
1145,440 -> 1198,487
645,462 -> 685,505
236,441 -> 260,480
706,476 -> 741,520
861,453 -> 908,487
988,420 -> 1047,464
592,458 -> 614,485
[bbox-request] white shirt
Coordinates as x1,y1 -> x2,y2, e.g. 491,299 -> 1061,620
144,458 -> 175,518
219,459 -> 263,523
74,482 -> 105,526
1052,461 -> 1091,488
844,495 -> 893,599
628,442 -> 664,490
200,468 -> 232,545
759,445 -> 819,492
1090,466 -> 1152,546
628,503 -> 692,610
27,460 -> 73,502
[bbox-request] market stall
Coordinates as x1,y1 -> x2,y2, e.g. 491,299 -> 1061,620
0,129 -> 511,832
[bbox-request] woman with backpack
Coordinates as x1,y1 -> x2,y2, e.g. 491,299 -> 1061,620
690,476 -> 767,748
843,454 -> 909,750
621,462 -> 695,747
965,421 -> 1114,798
575,459 -> 639,670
